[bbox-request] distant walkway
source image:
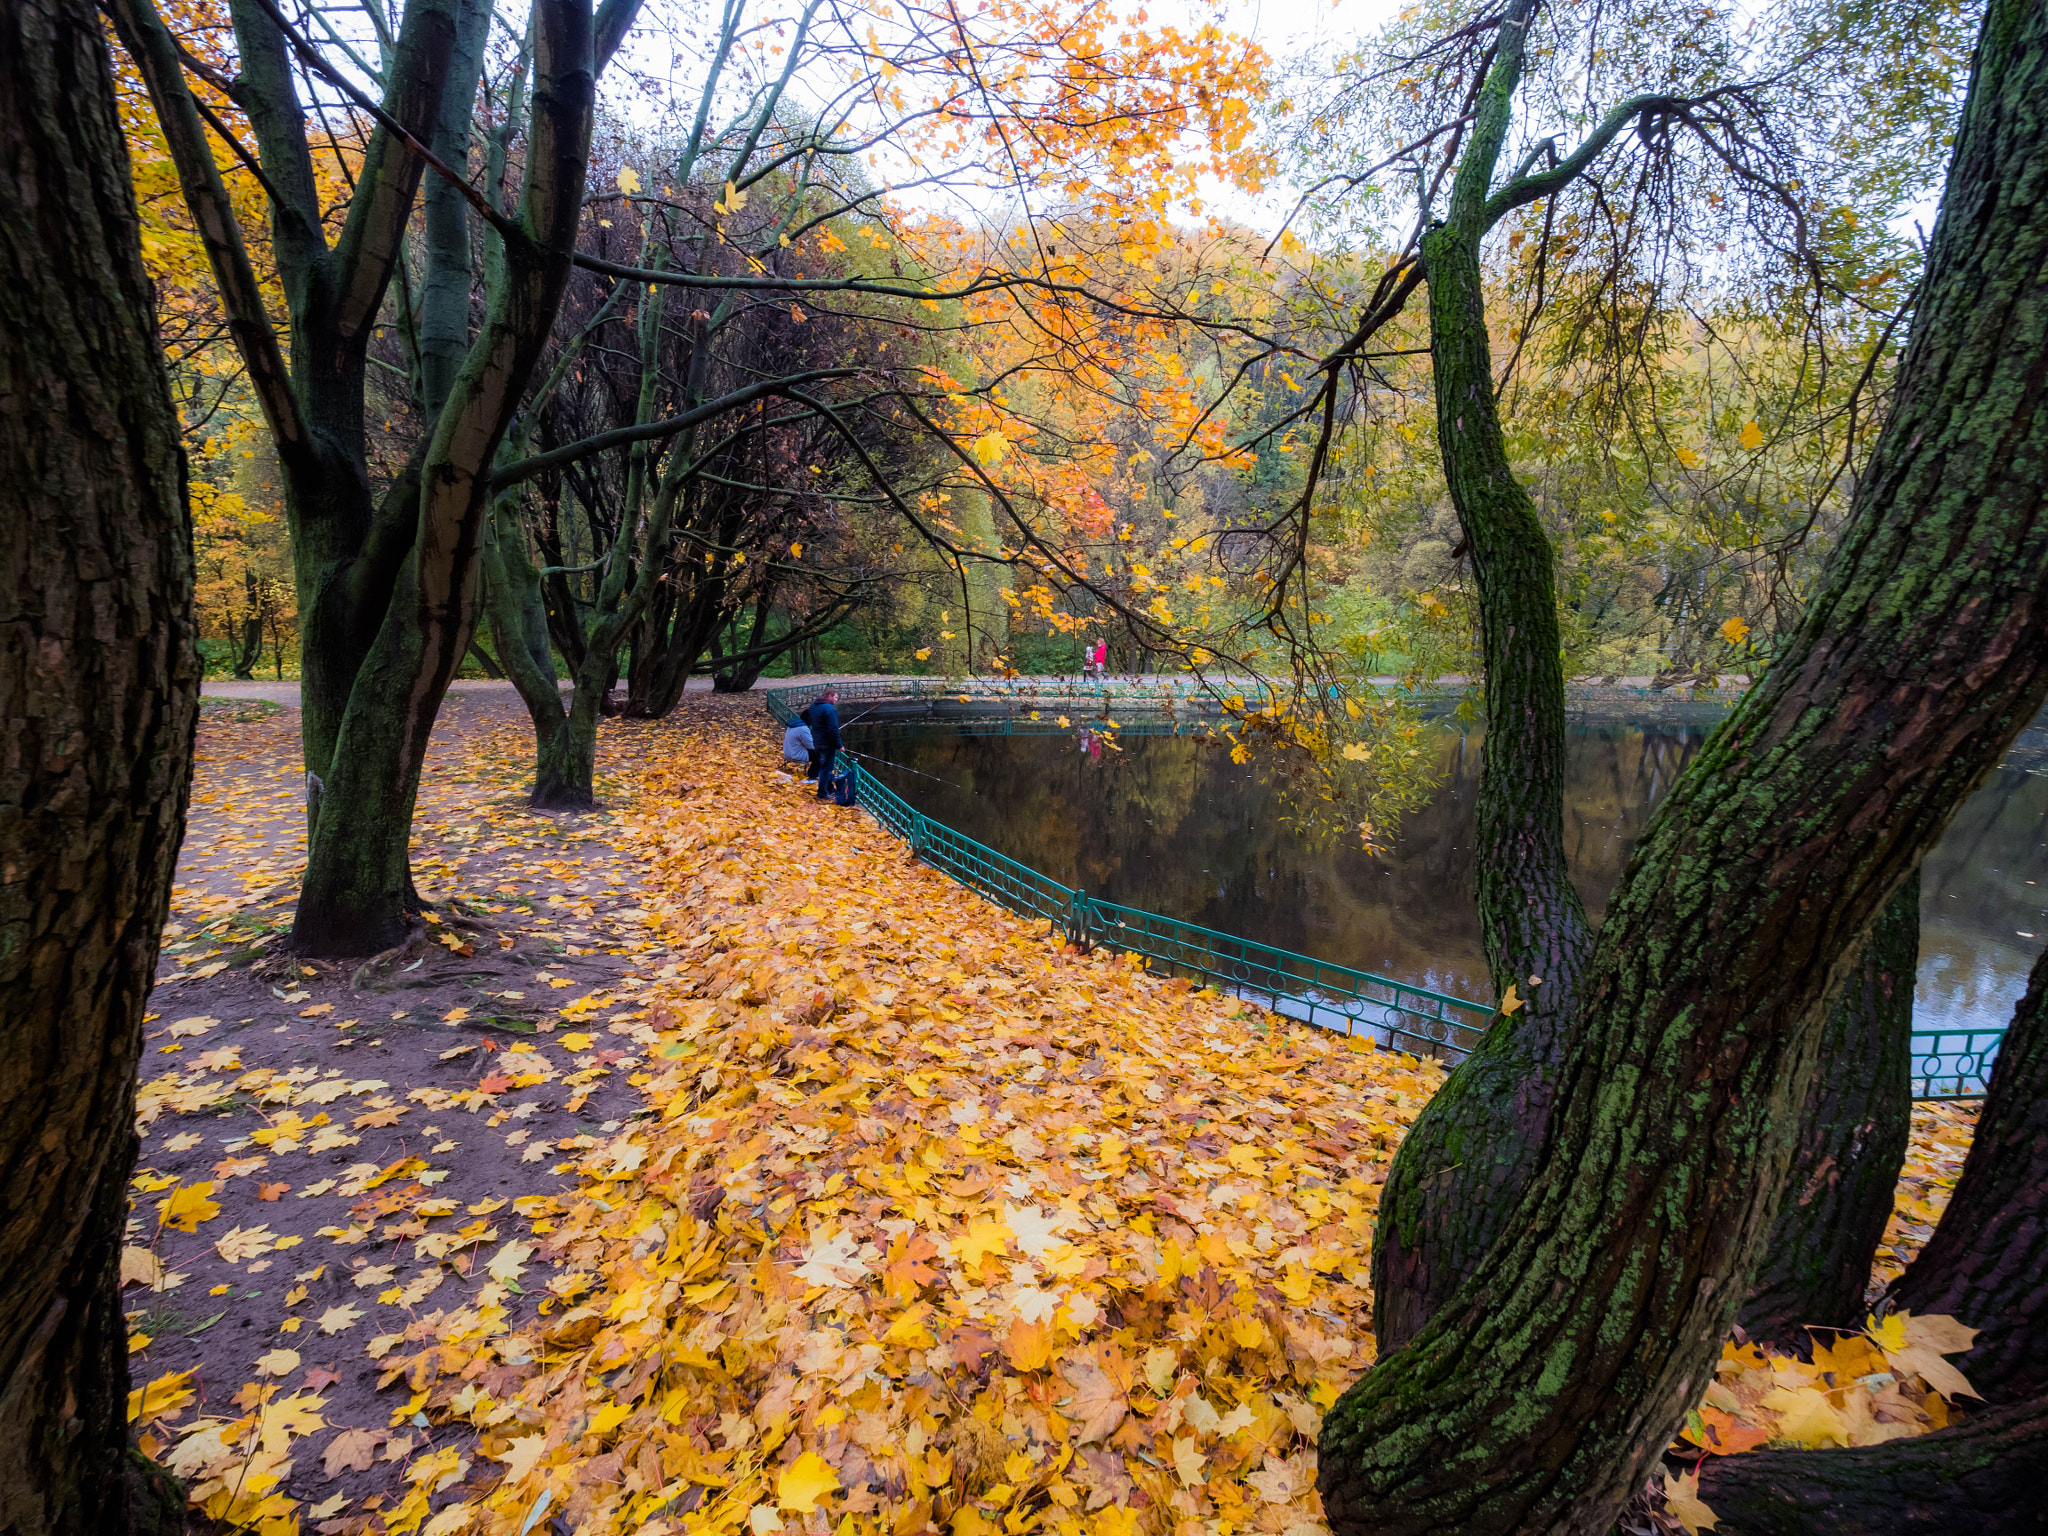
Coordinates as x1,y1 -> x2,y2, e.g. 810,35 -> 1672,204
199,672 -> 1734,709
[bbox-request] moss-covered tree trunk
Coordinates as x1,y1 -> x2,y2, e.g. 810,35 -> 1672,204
1318,0 -> 2048,1526
1882,939 -> 2048,1401
1368,0 -> 1594,1357
1737,874 -> 1918,1344
485,497 -> 589,807
0,0 -> 199,1527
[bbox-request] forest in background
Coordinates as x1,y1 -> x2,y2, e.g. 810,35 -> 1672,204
127,0 -> 1959,697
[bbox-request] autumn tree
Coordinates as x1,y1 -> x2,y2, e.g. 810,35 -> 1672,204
1305,0 -> 2048,1527
1240,0 -> 1954,1351
0,0 -> 199,1527
111,0 -> 644,954
447,0 -> 1285,800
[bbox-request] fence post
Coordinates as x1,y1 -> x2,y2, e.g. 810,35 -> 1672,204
1064,891 -> 1094,951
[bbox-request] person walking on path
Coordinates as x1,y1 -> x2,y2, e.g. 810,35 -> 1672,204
802,688 -> 843,799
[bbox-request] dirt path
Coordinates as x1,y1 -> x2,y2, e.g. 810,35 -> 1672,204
130,696 -> 763,1533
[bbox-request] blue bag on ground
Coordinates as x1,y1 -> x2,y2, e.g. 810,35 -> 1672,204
830,768 -> 857,806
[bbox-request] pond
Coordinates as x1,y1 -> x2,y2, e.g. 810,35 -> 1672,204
845,705 -> 2048,1072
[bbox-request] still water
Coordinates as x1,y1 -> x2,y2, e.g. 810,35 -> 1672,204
849,717 -> 2048,1038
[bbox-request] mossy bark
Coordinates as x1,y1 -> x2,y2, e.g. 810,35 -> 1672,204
0,0 -> 199,1525
1737,874 -> 1918,1344
1318,0 -> 2048,1527
1883,939 -> 2048,1404
1369,0 -> 1592,1356
486,497 -> 591,808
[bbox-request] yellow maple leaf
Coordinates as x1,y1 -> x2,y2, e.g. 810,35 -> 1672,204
615,166 -> 641,196
950,1216 -> 1014,1268
496,1434 -> 547,1482
1760,1384 -> 1849,1447
128,1369 -> 196,1424
777,1451 -> 839,1513
1739,420 -> 1765,451
1875,1310 -> 1982,1400
1003,1318 -> 1055,1372
253,1348 -> 301,1379
1865,1311 -> 1907,1352
972,430 -> 1009,466
487,1239 -> 534,1285
1719,616 -> 1751,646
158,1182 -> 220,1232
915,648 -> 932,661
1663,1469 -> 1718,1533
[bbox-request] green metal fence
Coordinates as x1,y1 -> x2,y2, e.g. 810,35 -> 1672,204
1911,1027 -> 2008,1101
769,680 -> 2005,1094
850,760 -> 1491,1057
769,681 -> 1493,1060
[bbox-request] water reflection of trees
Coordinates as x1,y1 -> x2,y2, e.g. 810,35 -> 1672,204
864,726 -> 2048,1030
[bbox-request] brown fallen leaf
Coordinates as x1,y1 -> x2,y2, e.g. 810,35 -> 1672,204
321,1427 -> 386,1478
1064,1358 -> 1128,1446
258,1182 -> 290,1201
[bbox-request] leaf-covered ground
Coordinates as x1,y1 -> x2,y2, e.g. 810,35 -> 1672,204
131,690 -> 1982,1536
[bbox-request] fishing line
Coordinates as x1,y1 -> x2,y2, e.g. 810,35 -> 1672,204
837,746 -> 966,792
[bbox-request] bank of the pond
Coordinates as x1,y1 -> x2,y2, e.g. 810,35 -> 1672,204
455,708 -> 1451,1536
836,688 -> 2047,1096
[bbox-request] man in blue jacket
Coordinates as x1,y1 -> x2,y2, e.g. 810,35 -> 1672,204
802,688 -> 843,799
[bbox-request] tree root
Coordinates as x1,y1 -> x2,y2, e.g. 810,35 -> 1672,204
1693,1397 -> 2048,1534
348,919 -> 431,990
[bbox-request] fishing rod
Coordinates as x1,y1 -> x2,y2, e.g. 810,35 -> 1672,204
836,745 -> 966,792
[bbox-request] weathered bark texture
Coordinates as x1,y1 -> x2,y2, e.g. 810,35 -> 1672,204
0,0 -> 199,1529
1737,874 -> 1919,1344
1367,0 -> 1596,1357
1696,1395 -> 2048,1534
1319,0 -> 2048,1528
1883,938 -> 2048,1403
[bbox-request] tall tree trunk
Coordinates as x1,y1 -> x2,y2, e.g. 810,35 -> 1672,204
292,0 -> 614,953
0,1 -> 199,1530
1368,0 -> 1594,1357
234,569 -> 263,677
417,0 -> 492,417
1318,0 -> 2048,1527
1882,938 -> 2048,1402
1737,874 -> 1919,1344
